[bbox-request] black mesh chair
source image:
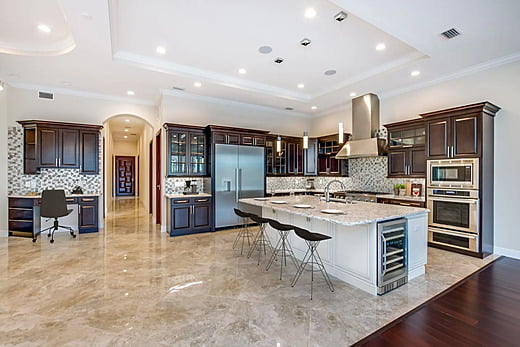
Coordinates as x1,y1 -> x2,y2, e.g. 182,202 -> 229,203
266,219 -> 298,280
37,190 -> 76,243
247,214 -> 272,265
291,227 -> 334,299
232,208 -> 255,255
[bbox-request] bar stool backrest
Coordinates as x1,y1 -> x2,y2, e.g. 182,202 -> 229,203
268,219 -> 294,231
234,208 -> 250,218
293,227 -> 331,242
249,213 -> 270,224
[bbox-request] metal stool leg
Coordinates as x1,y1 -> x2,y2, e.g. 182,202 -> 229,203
232,217 -> 254,255
247,222 -> 272,265
266,230 -> 297,280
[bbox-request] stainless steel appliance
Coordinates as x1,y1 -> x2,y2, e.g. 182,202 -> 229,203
427,188 -> 479,252
377,218 -> 408,295
332,191 -> 389,203
214,144 -> 265,228
427,158 -> 479,189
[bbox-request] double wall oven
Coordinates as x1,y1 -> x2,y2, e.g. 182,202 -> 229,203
427,159 -> 480,252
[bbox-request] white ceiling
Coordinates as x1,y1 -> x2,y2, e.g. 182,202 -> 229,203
1,0 -> 519,116
107,114 -> 146,143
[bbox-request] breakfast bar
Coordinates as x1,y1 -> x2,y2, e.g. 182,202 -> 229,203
240,196 -> 429,295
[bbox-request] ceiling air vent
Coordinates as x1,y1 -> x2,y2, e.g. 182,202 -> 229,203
441,28 -> 461,39
172,86 -> 185,91
274,57 -> 284,64
334,11 -> 348,22
38,91 -> 54,100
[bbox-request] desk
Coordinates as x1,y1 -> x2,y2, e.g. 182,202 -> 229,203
8,195 -> 100,239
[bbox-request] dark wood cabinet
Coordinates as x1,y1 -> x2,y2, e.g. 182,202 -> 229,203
170,196 -> 212,236
317,134 -> 349,176
18,121 -> 101,174
165,124 -> 207,176
78,197 -> 98,233
208,126 -> 267,147
303,138 -> 318,175
286,137 -> 303,174
377,197 -> 426,208
266,135 -> 305,175
385,119 -> 426,178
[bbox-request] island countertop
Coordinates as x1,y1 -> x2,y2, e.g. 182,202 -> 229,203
239,195 -> 428,226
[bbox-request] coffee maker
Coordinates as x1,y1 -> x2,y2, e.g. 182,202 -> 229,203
184,180 -> 199,194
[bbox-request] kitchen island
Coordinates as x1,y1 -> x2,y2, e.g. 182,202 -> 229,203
239,196 -> 429,295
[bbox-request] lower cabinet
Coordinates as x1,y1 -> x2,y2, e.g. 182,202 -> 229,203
78,197 -> 99,233
377,197 -> 425,208
170,196 -> 212,236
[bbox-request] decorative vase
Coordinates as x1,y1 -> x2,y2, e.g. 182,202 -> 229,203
399,188 -> 406,196
394,188 -> 400,195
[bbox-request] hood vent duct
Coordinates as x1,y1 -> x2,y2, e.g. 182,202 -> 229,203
335,93 -> 387,159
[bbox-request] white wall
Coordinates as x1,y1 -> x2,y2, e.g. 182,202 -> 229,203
0,86 -> 8,236
113,140 -> 138,156
313,60 -> 520,257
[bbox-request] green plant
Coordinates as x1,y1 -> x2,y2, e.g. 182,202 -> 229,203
399,184 -> 406,189
393,183 -> 401,189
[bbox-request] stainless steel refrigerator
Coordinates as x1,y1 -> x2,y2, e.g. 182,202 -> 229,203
214,144 -> 265,228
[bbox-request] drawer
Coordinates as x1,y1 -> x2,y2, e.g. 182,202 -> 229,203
80,197 -> 97,203
65,197 -> 78,204
173,199 -> 191,205
9,208 -> 33,220
9,198 -> 35,208
9,220 -> 34,232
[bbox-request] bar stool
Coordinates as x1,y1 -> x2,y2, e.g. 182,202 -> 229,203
266,219 -> 298,280
291,227 -> 335,300
232,208 -> 255,255
247,214 -> 273,265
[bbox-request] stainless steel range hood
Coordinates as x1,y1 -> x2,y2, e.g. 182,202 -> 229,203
335,93 -> 387,159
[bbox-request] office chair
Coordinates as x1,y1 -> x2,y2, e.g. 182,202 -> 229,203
37,190 -> 77,243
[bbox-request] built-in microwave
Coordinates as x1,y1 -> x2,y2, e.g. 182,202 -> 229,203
427,158 -> 479,189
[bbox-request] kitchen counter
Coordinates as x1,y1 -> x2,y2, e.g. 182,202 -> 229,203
8,193 -> 100,198
267,189 -> 324,195
377,194 -> 426,202
165,193 -> 212,198
240,196 -> 428,295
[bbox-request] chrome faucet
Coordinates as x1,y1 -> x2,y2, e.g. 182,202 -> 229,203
324,180 -> 346,203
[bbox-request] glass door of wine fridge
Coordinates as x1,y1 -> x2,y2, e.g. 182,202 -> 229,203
377,218 -> 408,295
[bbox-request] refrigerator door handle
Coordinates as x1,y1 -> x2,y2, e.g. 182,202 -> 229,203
235,168 -> 239,202
238,168 -> 242,199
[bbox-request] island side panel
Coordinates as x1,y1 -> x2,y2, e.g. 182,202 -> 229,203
407,212 -> 429,279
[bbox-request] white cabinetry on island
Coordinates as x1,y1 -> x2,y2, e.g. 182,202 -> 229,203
239,196 -> 428,295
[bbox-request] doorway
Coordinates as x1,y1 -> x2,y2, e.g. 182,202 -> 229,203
115,156 -> 136,196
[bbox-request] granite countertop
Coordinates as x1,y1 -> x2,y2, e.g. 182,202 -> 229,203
240,195 -> 428,226
268,189 -> 324,194
376,194 -> 426,202
165,193 -> 212,198
8,193 -> 101,199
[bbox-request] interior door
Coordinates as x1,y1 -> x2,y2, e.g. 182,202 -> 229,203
115,156 -> 135,196
215,144 -> 238,228
155,132 -> 161,224
239,145 -> 265,199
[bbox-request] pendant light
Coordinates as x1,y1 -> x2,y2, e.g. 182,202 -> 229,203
338,122 -> 344,143
276,136 -> 282,153
303,131 -> 309,149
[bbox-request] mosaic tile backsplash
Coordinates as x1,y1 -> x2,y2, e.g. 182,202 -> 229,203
267,156 -> 425,194
8,126 -> 102,195
165,177 -> 211,194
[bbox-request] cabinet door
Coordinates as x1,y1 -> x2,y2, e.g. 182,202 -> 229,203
304,138 -> 317,175
388,151 -> 407,176
38,128 -> 59,168
80,131 -> 99,174
171,205 -> 191,235
168,131 -> 188,175
409,147 -> 426,176
60,129 -> 80,168
189,132 -> 206,175
79,198 -> 98,233
287,142 -> 296,174
192,203 -> 211,231
426,119 -> 449,159
452,115 -> 479,157
266,139 -> 274,174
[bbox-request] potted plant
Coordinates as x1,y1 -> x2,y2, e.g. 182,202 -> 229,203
399,184 -> 406,196
393,184 -> 400,195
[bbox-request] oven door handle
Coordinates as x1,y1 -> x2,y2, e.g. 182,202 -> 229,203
430,228 -> 477,239
428,197 -> 478,204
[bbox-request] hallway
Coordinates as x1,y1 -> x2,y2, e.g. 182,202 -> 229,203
0,199 -> 498,345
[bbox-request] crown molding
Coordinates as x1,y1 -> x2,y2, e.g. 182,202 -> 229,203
160,88 -> 313,118
8,82 -> 156,107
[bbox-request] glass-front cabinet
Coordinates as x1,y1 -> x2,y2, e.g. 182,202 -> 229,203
166,124 -> 207,176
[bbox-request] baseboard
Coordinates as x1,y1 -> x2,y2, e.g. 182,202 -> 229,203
0,229 -> 7,237
494,246 -> 520,259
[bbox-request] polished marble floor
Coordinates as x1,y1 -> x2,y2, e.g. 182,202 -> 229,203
0,198 -> 498,346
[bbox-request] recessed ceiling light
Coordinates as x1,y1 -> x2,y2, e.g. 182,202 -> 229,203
376,43 -> 386,51
125,119 -> 130,122
297,83 -> 305,89
127,90 -> 135,96
80,12 -> 93,20
411,70 -> 421,77
305,8 -> 317,18
258,45 -> 272,54
285,107 -> 294,111
324,69 -> 336,76
61,81 -> 71,86
124,129 -> 129,132
194,82 -> 202,87
124,135 -> 128,139
37,24 -> 51,33
238,68 -> 247,74
350,92 -> 357,97
311,106 -> 317,110
156,46 -> 166,54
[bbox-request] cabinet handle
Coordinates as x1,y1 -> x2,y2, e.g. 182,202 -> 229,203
55,157 -> 58,166
399,202 -> 413,206
175,200 -> 189,203
195,199 -> 209,203
82,198 -> 95,202
58,157 -> 61,166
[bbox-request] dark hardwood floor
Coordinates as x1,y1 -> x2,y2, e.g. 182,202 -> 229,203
355,257 -> 520,346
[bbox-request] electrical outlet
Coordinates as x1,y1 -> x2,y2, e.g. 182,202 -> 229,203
25,181 -> 31,188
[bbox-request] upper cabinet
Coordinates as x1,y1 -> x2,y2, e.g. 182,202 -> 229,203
266,135 -> 306,175
421,102 -> 500,160
208,125 -> 267,147
317,134 -> 349,176
165,124 -> 207,177
384,119 -> 426,178
18,121 -> 102,174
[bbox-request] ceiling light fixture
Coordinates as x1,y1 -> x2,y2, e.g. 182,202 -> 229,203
238,68 -> 247,74
276,136 -> 282,153
303,131 -> 309,149
156,46 -> 166,54
127,90 -> 135,96
305,8 -> 317,19
311,106 -> 317,110
194,81 -> 202,87
338,122 -> 344,143
411,70 -> 421,77
376,43 -> 386,51
350,92 -> 356,97
258,45 -> 272,54
297,83 -> 304,89
37,24 -> 51,33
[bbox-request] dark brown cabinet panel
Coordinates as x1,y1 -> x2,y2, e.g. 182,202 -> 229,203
385,119 -> 426,178
38,128 -> 59,168
80,131 -> 99,174
60,129 -> 80,168
388,151 -> 407,176
78,197 -> 98,233
207,125 -> 268,147
170,197 -> 212,236
453,115 -> 478,157
166,124 -> 207,176
377,197 -> 426,208
410,148 -> 426,176
426,120 -> 448,158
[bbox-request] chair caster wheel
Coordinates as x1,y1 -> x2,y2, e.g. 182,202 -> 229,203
72,234 -> 76,238
32,239 -> 36,243
50,239 -> 54,244
47,234 -> 51,237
